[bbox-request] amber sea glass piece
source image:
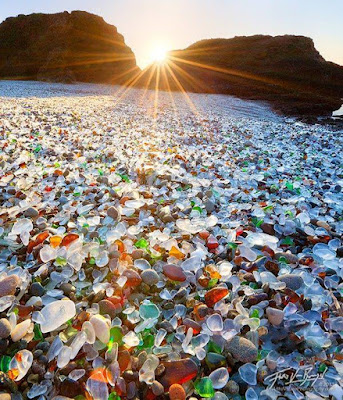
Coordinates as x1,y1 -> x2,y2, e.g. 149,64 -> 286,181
160,358 -> 198,389
204,287 -> 229,307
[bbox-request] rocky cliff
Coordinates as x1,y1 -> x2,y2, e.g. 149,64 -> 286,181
137,35 -> 343,117
1,15 -> 342,118
0,11 -> 139,83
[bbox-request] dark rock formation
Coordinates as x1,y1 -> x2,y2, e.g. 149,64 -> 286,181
1,14 -> 342,119
0,11 -> 139,83
136,35 -> 343,117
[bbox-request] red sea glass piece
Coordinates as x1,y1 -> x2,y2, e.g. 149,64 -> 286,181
236,227 -> 244,236
61,233 -> 79,247
199,231 -> 210,240
183,318 -> 201,334
207,235 -> 219,250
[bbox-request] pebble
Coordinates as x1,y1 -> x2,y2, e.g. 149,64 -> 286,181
123,269 -> 142,288
205,287 -> 229,307
266,307 -> 284,326
24,207 -> 39,218
141,269 -> 159,285
30,282 -> 45,297
0,275 -> 21,297
248,292 -> 268,305
226,336 -> 258,363
277,274 -> 304,290
59,283 -> 75,296
11,319 -> 31,342
0,319 -> 11,339
160,359 -> 198,388
169,383 -> 186,400
226,380 -> 239,395
132,249 -> 144,259
107,206 -> 119,220
316,220 -> 331,231
204,199 -> 215,213
99,299 -> 121,318
151,380 -> 164,396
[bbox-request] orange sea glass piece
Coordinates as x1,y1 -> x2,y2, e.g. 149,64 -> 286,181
205,265 -> 221,279
8,368 -> 19,380
27,231 -> 49,253
50,235 -> 62,248
169,246 -> 185,260
115,240 -> 125,253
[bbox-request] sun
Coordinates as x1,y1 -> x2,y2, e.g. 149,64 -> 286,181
150,45 -> 168,64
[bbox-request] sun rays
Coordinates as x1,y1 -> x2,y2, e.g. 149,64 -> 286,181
107,65 -> 190,133
108,40 -> 297,132
107,36 -> 326,133
110,48 -> 207,129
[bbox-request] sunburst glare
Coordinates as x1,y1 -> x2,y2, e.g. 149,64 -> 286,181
149,45 -> 169,64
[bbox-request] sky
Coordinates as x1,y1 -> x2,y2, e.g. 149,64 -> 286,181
1,0 -> 342,69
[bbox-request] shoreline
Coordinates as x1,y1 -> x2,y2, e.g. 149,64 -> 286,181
1,79 -> 342,129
